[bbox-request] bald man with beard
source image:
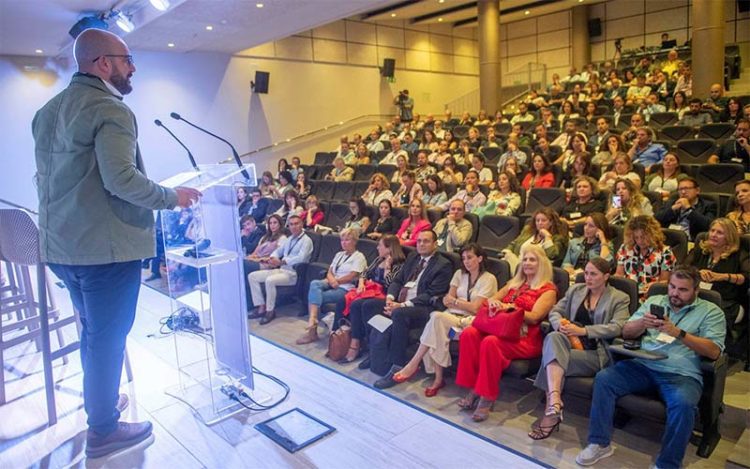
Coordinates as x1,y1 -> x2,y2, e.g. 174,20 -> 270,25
32,29 -> 200,459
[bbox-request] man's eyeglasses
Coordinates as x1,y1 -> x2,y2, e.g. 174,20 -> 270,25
93,55 -> 134,66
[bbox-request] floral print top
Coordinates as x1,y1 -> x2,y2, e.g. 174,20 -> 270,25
616,244 -> 676,296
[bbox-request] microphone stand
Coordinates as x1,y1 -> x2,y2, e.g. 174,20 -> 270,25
155,119 -> 199,172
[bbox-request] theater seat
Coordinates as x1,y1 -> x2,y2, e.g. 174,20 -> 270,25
676,139 -> 715,164
696,164 -> 744,193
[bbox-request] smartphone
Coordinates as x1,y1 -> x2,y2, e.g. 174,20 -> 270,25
650,304 -> 666,320
611,195 -> 622,209
623,339 -> 641,350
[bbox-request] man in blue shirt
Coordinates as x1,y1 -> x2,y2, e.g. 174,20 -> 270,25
576,266 -> 725,468
628,126 -> 666,169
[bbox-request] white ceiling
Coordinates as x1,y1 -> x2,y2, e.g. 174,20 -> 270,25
0,0 -> 402,57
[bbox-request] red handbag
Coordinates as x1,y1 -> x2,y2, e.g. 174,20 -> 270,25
471,302 -> 525,341
342,280 -> 384,316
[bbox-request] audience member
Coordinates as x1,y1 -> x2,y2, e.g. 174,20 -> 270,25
482,170 -> 522,218
589,117 -> 612,154
560,152 -> 594,190
245,188 -> 269,224
297,228 -> 367,344
389,244 -> 498,396
341,235 -> 406,363
338,142 -> 356,164
655,177 -> 716,241
606,178 -> 653,227
727,180 -> 750,234
396,198 -> 432,247
247,215 -> 314,324
373,230 -> 452,388
530,257 -> 629,440
498,137 -> 528,169
301,195 -> 325,229
433,200 -> 473,252
365,199 -> 398,240
236,186 -> 252,217
437,156 -> 464,185
471,154 -> 494,185
392,170 -> 424,207
430,139 -> 452,165
562,213 -> 614,277
422,174 -> 448,208
599,153 -> 641,190
686,218 -> 749,356
576,266 -> 724,468
644,152 -> 687,200
361,173 -> 393,206
627,127 -> 666,169
561,176 -> 606,227
703,83 -> 727,114
668,91 -> 689,120
295,172 -> 311,200
391,154 -> 409,183
551,119 -> 577,150
326,157 -> 354,182
414,150 -> 436,182
615,215 -> 675,298
258,171 -> 276,197
708,118 -> 750,171
380,137 -> 408,165
511,103 -> 535,124
354,143 -> 371,165
274,190 -> 303,225
522,154 -> 556,190
456,244 -> 556,422
678,98 -> 713,128
505,208 -> 569,270
366,129 -> 384,152
240,214 -> 264,257
442,170 -> 487,211
720,97 -> 743,125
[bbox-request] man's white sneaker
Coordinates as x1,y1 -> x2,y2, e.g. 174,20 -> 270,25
576,443 -> 614,466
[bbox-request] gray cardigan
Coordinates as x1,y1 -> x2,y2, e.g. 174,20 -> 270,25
548,283 -> 631,366
33,73 -> 178,265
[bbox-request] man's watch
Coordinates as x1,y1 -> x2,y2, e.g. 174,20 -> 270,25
677,329 -> 687,340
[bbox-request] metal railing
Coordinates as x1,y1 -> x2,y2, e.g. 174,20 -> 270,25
0,198 -> 37,215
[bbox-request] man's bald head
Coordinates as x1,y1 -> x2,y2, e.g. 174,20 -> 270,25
74,29 -> 127,71
74,29 -> 135,95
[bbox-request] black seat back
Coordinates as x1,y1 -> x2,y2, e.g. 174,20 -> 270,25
524,187 -> 566,215
659,125 -> 694,143
696,164 -> 744,193
317,234 -> 341,264
324,203 -> 352,230
661,228 -> 688,263
477,215 -> 521,252
698,123 -> 734,142
332,181 -> 356,202
676,139 -> 716,164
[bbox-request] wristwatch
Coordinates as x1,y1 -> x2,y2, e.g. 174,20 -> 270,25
677,329 -> 687,340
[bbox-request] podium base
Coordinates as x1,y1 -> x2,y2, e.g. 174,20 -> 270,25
165,376 -> 275,426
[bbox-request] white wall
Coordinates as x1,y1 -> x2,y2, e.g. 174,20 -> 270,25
0,43 -> 478,210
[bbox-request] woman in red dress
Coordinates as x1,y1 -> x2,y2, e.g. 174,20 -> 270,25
456,243 -> 557,422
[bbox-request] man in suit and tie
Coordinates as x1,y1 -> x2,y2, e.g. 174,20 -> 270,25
374,230 -> 452,388
244,188 -> 269,224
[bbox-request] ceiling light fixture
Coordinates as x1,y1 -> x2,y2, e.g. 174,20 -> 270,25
438,17 -> 443,22
113,11 -> 135,33
256,3 -> 264,7
35,49 -> 43,54
149,0 -> 170,11
438,0 -> 445,3
524,10 -> 530,15
391,13 -> 397,17
68,15 -> 108,39
206,25 -> 213,30
168,43 -> 175,47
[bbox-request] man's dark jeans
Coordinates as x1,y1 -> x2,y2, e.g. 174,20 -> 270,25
49,261 -> 141,435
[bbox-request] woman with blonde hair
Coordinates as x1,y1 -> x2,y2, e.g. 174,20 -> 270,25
396,198 -> 432,247
727,180 -> 750,235
686,218 -> 749,353
388,244 -> 498,396
456,244 -> 557,422
391,154 -> 409,183
605,177 -> 653,227
361,173 -> 393,206
615,215 -> 675,298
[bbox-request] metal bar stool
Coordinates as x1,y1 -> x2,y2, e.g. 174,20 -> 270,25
0,208 -> 132,425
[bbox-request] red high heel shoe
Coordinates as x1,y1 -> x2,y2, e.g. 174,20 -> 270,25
424,380 -> 446,397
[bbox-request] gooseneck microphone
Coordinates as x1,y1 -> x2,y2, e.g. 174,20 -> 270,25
170,112 -> 250,180
154,119 -> 199,172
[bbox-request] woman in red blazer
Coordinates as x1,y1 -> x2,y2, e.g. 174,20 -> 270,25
522,154 -> 556,190
396,198 -> 432,247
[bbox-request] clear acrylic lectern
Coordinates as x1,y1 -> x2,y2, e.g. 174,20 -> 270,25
158,163 -> 265,425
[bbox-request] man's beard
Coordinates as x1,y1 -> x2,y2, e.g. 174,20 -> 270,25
110,71 -> 132,95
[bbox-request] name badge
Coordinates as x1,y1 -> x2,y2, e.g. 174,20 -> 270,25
437,238 -> 445,246
568,212 -> 582,219
668,224 -> 682,231
699,281 -> 713,291
655,332 -> 676,344
405,281 -> 416,289
731,158 -> 743,164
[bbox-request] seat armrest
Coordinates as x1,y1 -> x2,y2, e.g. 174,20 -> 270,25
700,354 -> 726,374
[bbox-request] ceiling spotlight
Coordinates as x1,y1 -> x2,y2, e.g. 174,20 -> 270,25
438,0 -> 445,3
113,11 -> 135,33
391,13 -> 397,17
149,0 -> 170,11
524,10 -> 530,15
205,25 -> 213,30
35,49 -> 43,54
167,43 -> 175,47
438,17 -> 443,22
256,3 -> 264,7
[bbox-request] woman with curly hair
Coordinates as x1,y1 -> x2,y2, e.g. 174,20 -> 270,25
504,207 -> 569,270
615,215 -> 675,298
605,177 -> 653,227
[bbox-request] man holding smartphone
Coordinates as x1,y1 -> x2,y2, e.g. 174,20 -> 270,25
576,266 -> 725,468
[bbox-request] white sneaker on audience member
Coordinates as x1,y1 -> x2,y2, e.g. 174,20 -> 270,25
576,443 -> 614,466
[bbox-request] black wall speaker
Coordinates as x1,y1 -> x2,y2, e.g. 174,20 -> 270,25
588,18 -> 602,38
253,71 -> 270,94
739,0 -> 750,13
381,58 -> 395,78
